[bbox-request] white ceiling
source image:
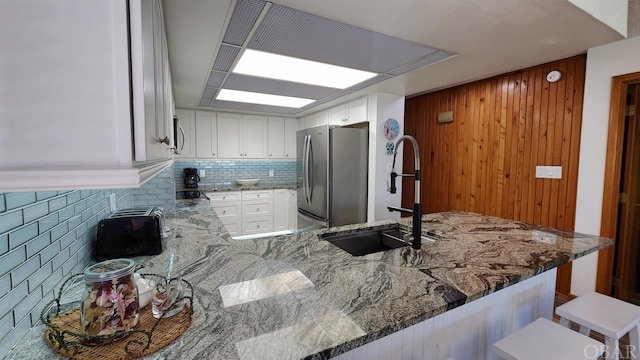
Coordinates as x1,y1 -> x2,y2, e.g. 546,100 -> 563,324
163,0 -> 626,117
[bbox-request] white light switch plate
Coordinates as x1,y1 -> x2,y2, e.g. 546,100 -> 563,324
269,170 -> 274,177
199,169 -> 206,178
535,166 -> 562,179
387,163 -> 393,174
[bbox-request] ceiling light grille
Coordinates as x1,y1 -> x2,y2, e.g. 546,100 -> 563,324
212,45 -> 241,72
221,0 -> 266,46
248,4 -> 440,74
206,71 -> 226,88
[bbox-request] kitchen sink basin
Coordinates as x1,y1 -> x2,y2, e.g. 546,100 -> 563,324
320,226 -> 418,256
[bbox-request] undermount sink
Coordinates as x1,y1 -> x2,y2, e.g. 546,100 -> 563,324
320,226 -> 434,256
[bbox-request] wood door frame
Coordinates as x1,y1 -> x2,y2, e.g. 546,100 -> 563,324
596,71 -> 640,294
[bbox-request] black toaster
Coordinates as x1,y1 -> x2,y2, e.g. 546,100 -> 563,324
95,207 -> 168,261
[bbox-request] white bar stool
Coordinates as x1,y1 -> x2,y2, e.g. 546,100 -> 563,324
556,291 -> 640,360
493,317 -> 605,360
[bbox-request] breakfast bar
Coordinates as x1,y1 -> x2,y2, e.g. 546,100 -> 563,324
7,200 -> 612,359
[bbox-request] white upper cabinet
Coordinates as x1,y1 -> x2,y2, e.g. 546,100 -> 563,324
329,96 -> 368,126
195,110 -> 218,159
0,0 -> 174,191
217,113 -> 267,159
174,109 -> 196,158
217,113 -> 243,159
328,106 -> 346,126
243,115 -> 268,158
268,117 -> 285,159
268,117 -> 298,159
131,0 -> 174,161
284,118 -> 298,159
345,97 -> 368,125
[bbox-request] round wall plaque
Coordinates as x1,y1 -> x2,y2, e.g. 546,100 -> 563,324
383,118 -> 399,140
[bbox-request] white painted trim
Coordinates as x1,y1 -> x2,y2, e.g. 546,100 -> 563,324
0,160 -> 173,192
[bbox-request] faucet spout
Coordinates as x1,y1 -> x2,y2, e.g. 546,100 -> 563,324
387,135 -> 422,250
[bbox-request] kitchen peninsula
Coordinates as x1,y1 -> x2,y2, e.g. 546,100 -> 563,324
8,200 -> 611,360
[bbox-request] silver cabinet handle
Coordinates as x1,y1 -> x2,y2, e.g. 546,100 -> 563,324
179,124 -> 185,152
158,136 -> 170,145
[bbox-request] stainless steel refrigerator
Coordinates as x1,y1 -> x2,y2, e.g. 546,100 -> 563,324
297,124 -> 368,229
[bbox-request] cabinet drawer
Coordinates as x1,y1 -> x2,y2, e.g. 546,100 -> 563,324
242,216 -> 273,235
220,219 -> 241,236
242,190 -> 272,200
208,191 -> 241,202
242,199 -> 273,217
212,202 -> 241,219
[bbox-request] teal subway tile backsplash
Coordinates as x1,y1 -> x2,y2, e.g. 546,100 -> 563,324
0,188 -> 135,357
132,163 -> 176,214
174,159 -> 296,189
5,193 -> 36,211
0,165 -> 177,357
0,211 -> 22,234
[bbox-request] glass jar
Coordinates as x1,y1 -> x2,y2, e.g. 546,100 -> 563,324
81,259 -> 139,344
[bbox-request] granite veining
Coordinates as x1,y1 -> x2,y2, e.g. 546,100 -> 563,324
7,200 -> 612,360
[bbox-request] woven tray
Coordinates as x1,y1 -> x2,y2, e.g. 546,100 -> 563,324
44,304 -> 191,360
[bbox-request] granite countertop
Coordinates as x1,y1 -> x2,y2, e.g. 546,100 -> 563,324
8,200 -> 612,360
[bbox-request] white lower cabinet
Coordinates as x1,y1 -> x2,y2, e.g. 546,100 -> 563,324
274,189 -> 289,231
209,191 -> 242,237
288,189 -> 297,231
242,190 -> 273,235
209,189 -> 296,237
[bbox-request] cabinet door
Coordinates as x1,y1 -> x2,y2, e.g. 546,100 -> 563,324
328,105 -> 346,126
303,114 -> 317,129
243,115 -> 268,158
195,110 -> 217,158
288,189 -> 297,231
273,189 -> 289,231
175,109 -> 196,158
316,110 -> 329,126
134,0 -> 172,161
268,117 -> 285,159
345,97 -> 368,125
217,113 -> 243,159
284,118 -> 298,159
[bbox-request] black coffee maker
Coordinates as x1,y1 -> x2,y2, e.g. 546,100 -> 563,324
183,168 -> 200,199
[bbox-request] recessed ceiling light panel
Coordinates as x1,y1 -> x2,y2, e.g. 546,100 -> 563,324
217,89 -> 315,108
233,49 -> 377,89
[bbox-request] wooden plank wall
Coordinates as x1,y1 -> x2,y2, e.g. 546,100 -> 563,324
402,55 -> 586,232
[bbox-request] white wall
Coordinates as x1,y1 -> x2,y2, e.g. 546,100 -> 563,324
366,93 -> 405,222
572,35 -> 640,295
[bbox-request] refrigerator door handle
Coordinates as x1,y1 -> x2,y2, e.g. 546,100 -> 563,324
303,135 -> 311,205
307,135 -> 314,203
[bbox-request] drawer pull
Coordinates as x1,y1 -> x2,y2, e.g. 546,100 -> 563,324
257,208 -> 260,211
257,225 -> 260,228
223,211 -> 226,214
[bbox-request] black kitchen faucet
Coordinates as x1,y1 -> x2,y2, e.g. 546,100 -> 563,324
387,135 -> 422,250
